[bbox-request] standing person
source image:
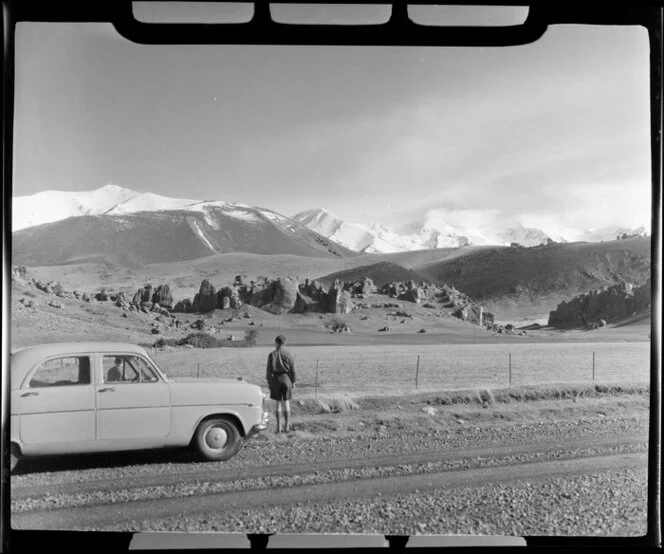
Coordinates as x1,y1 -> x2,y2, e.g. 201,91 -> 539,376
266,335 -> 296,434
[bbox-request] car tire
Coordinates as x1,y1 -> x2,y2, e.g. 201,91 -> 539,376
193,418 -> 242,462
10,444 -> 20,473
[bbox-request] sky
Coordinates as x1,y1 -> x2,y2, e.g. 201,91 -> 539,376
13,5 -> 652,235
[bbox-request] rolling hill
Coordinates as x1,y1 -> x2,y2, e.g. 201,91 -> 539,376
415,237 -> 651,316
316,261 -> 432,288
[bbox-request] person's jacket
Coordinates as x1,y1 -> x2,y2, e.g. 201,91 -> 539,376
266,348 -> 296,384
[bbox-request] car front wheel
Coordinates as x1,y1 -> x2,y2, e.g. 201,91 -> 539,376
193,418 -> 242,462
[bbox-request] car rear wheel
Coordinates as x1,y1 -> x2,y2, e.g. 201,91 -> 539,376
10,444 -> 20,472
193,418 -> 242,462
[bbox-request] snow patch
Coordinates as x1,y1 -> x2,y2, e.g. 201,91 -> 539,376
222,209 -> 263,224
260,210 -> 291,224
109,193 -> 199,214
190,219 -> 216,252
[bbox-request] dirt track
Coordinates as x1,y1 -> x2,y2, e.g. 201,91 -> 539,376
11,407 -> 649,535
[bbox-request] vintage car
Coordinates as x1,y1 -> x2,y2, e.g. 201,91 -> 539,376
10,342 -> 269,471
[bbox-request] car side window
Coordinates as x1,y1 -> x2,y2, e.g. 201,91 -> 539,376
102,355 -> 158,384
28,356 -> 91,388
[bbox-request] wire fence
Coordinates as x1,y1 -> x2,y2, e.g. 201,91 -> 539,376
152,341 -> 651,397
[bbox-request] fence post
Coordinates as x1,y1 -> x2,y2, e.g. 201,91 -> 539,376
592,351 -> 595,381
509,353 -> 512,387
197,363 -> 200,378
415,355 -> 420,389
315,360 -> 319,400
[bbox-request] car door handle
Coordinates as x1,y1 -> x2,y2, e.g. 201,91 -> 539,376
98,387 -> 116,393
20,391 -> 39,397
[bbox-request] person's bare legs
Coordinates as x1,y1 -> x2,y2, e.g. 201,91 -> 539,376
275,400 -> 282,434
283,400 -> 291,432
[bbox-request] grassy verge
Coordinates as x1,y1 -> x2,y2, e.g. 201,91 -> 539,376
294,383 -> 650,415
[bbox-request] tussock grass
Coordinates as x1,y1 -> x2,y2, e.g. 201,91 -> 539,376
421,383 -> 649,408
316,395 -> 361,414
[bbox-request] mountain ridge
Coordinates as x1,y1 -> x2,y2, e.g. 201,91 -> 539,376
14,185 -> 649,254
292,207 -> 648,253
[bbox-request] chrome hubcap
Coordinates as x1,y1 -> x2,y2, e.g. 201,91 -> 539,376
205,426 -> 228,450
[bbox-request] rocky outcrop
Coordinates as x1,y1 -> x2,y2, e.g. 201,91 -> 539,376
131,289 -> 143,306
152,284 -> 173,309
327,279 -> 353,314
173,298 -> 192,313
95,288 -> 110,301
250,277 -> 300,315
216,286 -> 242,310
132,284 -> 151,306
12,265 -> 28,280
403,280 -> 425,304
300,279 -> 327,301
342,277 -> 376,297
35,280 -> 65,296
548,279 -> 651,328
378,280 -> 432,304
192,279 -> 218,312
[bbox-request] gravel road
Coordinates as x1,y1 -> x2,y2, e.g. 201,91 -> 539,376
11,408 -> 648,536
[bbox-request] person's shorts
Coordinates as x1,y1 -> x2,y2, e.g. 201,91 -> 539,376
270,374 -> 293,401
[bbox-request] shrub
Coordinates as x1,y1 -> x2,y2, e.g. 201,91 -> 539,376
181,332 -> 225,348
151,330 -> 265,349
479,389 -> 495,405
325,314 -> 347,329
154,337 -> 180,348
245,329 -> 258,346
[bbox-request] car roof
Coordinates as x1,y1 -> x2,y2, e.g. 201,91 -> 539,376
10,342 -> 150,388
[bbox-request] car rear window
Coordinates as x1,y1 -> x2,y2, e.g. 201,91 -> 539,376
29,356 -> 92,388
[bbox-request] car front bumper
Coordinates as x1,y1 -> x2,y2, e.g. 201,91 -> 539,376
247,410 -> 270,438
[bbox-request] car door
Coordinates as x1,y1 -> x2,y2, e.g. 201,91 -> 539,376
96,354 -> 171,441
18,355 -> 96,446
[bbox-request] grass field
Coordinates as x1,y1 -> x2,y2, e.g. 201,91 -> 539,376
150,340 -> 651,397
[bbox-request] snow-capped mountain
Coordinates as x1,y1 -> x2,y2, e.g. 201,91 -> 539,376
499,225 -> 562,247
293,208 -> 651,253
13,200 -> 356,266
13,184 -> 133,231
291,209 -> 398,253
578,226 -> 649,243
12,184 -> 203,231
293,209 -> 560,252
13,185 -> 649,259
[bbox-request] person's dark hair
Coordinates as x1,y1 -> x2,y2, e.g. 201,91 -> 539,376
275,335 -> 286,346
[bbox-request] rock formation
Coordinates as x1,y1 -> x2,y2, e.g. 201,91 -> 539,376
250,277 -> 300,315
151,284 -> 173,309
192,279 -> 218,312
327,279 -> 353,314
173,298 -> 192,313
548,279 -> 651,328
